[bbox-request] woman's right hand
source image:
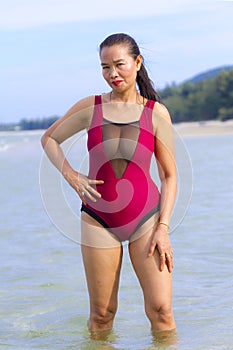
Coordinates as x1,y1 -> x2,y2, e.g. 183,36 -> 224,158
63,170 -> 104,205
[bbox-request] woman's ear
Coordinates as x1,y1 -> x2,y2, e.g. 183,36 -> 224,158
136,55 -> 143,71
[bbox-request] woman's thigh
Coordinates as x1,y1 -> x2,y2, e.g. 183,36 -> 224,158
81,213 -> 123,309
128,228 -> 173,309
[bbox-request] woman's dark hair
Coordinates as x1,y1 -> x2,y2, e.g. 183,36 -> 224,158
99,33 -> 161,102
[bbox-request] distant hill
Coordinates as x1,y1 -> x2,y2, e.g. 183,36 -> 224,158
160,65 -> 233,122
187,65 -> 233,84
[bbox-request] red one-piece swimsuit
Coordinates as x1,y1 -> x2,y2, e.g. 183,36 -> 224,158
81,95 -> 160,241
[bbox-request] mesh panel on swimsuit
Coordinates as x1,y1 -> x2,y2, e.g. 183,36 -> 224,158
102,118 -> 139,179
81,95 -> 160,241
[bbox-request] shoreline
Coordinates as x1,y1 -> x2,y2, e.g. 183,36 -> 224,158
1,120 -> 233,137
174,119 -> 233,136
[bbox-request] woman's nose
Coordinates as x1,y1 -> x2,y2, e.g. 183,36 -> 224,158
110,66 -> 118,78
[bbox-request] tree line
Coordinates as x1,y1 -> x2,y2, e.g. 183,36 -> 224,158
160,67 -> 233,122
0,116 -> 59,131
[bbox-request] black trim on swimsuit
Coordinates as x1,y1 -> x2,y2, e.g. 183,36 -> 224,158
81,204 -> 160,241
133,205 -> 160,233
81,205 -> 110,230
103,117 -> 139,126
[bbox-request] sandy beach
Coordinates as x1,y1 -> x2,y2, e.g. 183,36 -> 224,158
174,119 -> 233,136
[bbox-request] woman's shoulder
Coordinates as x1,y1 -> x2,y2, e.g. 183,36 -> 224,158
61,95 -> 98,127
41,95 -> 97,143
67,95 -> 96,115
151,101 -> 173,136
152,101 -> 172,123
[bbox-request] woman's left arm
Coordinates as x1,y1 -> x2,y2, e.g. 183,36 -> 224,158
147,102 -> 177,273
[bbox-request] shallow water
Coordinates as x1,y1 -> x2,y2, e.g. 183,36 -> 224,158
0,131 -> 233,349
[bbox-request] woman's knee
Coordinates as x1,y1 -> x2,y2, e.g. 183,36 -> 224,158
156,306 -> 174,324
145,302 -> 174,329
89,303 -> 117,330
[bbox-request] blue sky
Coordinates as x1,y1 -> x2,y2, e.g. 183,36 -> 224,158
0,0 -> 233,123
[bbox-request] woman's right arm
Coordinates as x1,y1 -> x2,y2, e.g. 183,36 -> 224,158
41,95 -> 104,204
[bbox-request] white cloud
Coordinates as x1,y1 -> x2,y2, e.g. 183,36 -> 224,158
0,0 -> 211,30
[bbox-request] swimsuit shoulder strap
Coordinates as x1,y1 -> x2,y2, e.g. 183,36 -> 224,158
146,99 -> 156,110
141,99 -> 156,133
95,95 -> 102,105
89,95 -> 102,129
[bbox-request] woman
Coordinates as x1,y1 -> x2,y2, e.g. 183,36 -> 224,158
41,33 -> 177,334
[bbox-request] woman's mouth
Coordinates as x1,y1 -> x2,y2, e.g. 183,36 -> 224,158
112,80 -> 123,86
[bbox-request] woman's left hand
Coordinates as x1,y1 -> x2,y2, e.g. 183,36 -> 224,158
147,225 -> 174,273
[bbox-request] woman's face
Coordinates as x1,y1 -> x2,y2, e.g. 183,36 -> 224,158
100,44 -> 141,93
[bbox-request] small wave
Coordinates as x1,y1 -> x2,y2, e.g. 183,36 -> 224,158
0,130 -> 42,153
0,143 -> 13,152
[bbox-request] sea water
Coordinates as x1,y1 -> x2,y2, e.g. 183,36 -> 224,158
0,130 -> 232,350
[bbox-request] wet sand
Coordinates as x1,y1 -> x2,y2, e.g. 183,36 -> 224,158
174,119 -> 233,136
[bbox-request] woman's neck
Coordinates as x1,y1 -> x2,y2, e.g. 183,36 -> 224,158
110,88 -> 142,104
